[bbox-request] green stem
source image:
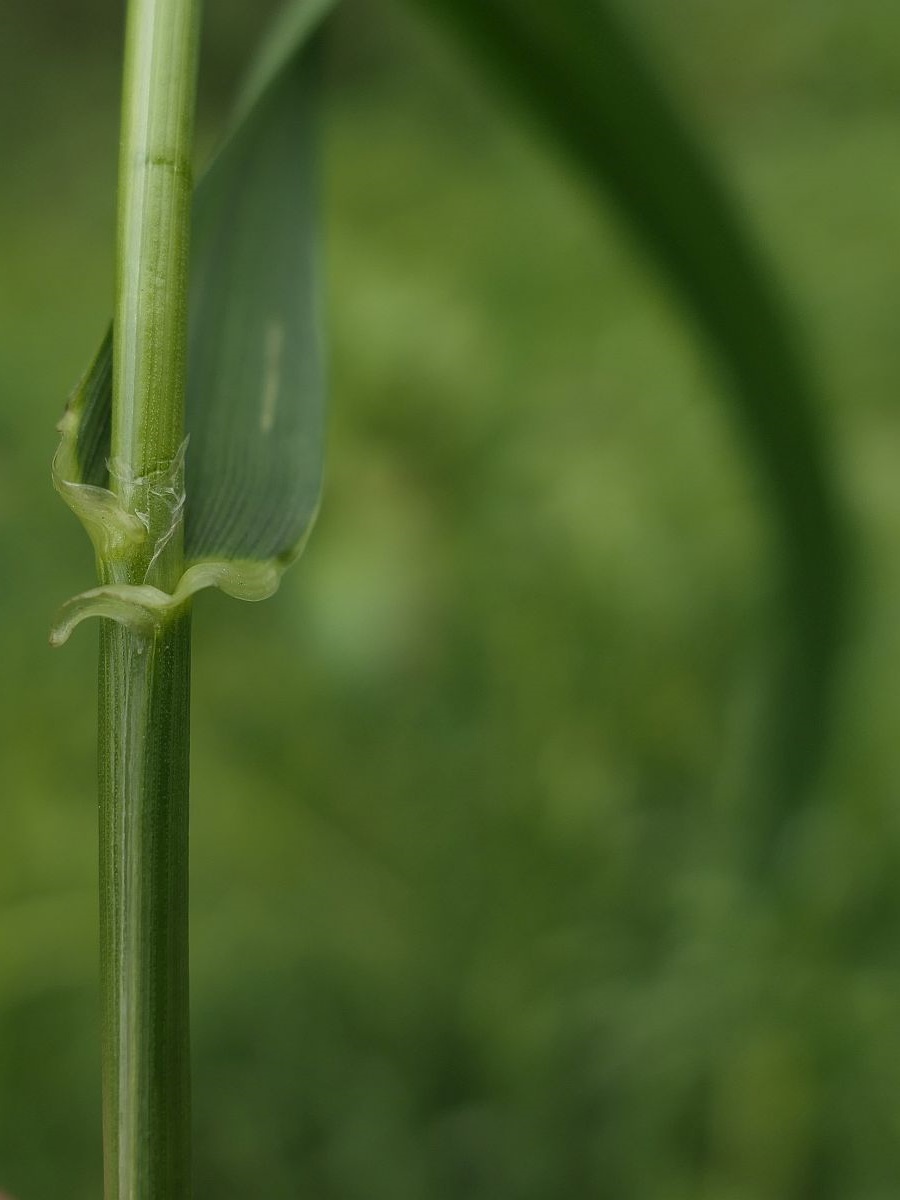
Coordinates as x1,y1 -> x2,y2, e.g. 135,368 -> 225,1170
99,617 -> 192,1199
101,0 -> 201,1195
115,0 -> 200,537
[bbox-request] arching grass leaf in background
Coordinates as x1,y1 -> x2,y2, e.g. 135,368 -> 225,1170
407,0 -> 851,863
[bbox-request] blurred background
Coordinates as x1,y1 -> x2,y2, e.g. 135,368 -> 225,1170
2,0 -> 900,1196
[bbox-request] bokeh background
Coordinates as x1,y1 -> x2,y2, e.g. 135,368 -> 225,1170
2,1 -> 900,1196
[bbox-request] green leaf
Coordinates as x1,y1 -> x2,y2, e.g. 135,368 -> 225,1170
55,0 -> 338,599
184,34 -> 325,565
405,0 -> 850,856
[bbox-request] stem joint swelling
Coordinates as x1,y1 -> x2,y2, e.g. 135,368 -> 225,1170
53,423 -> 189,581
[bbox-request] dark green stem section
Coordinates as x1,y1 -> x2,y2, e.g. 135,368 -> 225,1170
99,614 -> 192,1199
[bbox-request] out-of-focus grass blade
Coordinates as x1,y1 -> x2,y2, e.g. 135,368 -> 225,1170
407,0 -> 850,862
57,0 -> 337,583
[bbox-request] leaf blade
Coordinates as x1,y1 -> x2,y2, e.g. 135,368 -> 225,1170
185,35 -> 325,563
56,0 -> 336,578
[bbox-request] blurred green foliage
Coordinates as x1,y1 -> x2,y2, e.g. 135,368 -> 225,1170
1,1 -> 899,1196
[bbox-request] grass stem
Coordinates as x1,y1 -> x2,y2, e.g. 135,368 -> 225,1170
100,0 -> 201,1194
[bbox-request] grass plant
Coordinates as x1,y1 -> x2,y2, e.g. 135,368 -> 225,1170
49,0 -> 850,1193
